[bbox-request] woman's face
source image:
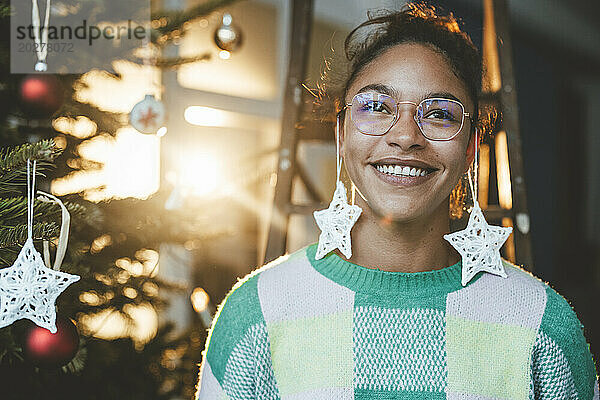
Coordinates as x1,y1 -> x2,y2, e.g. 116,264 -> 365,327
341,42 -> 475,222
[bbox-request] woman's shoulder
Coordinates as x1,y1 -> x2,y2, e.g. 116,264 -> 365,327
503,261 -> 600,400
448,257 -> 585,336
494,258 -> 588,340
203,246 -> 313,365
215,244 -> 313,309
497,258 -> 579,317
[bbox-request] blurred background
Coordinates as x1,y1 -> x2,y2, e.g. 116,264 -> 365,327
0,0 -> 598,398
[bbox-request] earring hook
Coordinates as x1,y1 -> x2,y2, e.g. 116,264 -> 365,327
336,113 -> 342,183
467,128 -> 479,205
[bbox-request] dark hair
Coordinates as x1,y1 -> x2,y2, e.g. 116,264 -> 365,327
338,2 -> 482,136
321,3 -> 490,218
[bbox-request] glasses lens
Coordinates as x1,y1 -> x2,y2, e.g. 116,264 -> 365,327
417,98 -> 464,139
350,92 -> 396,135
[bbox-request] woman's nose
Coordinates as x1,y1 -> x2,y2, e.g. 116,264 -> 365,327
384,107 -> 427,150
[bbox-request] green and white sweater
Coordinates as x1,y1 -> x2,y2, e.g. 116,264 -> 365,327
196,242 -> 599,399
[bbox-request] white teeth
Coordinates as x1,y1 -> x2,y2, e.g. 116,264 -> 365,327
375,164 -> 430,177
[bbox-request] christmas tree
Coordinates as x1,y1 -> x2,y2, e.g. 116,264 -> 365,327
0,0 -> 239,398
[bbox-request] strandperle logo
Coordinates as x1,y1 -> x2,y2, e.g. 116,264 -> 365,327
15,20 -> 148,46
10,0 -> 150,74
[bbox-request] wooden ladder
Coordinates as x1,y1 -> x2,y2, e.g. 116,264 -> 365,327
262,0 -> 535,271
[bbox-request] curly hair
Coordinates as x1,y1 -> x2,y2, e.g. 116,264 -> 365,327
319,2 -> 493,219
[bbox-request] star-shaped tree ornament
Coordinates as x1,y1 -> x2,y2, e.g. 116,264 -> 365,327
313,181 -> 362,260
0,238 -> 80,333
444,200 -> 512,286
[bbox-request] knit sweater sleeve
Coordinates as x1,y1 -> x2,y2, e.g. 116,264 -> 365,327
531,285 -> 599,399
195,272 -> 272,400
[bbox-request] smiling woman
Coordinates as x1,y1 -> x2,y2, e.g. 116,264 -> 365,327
338,42 -> 476,268
195,3 -> 599,399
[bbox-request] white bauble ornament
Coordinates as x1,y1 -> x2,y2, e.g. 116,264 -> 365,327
129,94 -> 166,134
214,13 -> 243,52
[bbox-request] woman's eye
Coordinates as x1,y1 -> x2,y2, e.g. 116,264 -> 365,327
425,109 -> 455,121
362,101 -> 391,114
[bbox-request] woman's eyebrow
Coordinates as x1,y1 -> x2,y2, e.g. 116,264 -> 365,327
356,85 -> 463,104
420,91 -> 462,102
356,84 -> 399,97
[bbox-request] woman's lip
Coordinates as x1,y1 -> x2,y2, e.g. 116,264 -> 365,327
371,164 -> 436,187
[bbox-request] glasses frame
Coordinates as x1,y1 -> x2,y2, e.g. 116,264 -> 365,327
339,93 -> 474,141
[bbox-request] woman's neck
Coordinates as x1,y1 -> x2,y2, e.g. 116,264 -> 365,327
335,196 -> 461,273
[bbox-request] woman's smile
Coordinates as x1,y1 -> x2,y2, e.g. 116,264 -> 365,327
371,163 -> 437,188
368,157 -> 439,188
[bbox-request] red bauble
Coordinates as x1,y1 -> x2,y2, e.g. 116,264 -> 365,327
19,74 -> 64,118
22,316 -> 79,368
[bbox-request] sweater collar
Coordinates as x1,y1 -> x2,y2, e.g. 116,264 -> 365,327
305,242 -> 483,296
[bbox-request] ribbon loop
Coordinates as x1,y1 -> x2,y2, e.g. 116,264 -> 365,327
37,191 -> 70,271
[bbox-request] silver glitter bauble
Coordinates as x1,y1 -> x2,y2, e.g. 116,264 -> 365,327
214,13 -> 243,52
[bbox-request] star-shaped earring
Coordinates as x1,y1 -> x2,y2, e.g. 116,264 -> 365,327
444,200 -> 512,286
313,181 -> 362,260
0,238 -> 80,333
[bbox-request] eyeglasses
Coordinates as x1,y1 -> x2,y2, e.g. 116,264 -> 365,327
340,92 -> 473,141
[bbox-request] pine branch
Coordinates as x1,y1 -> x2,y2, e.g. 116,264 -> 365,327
0,5 -> 10,18
152,0 -> 242,38
132,53 -> 212,69
0,197 -> 90,226
0,327 -> 21,365
0,140 -> 58,173
0,222 -> 60,251
0,141 -> 60,194
61,99 -> 125,136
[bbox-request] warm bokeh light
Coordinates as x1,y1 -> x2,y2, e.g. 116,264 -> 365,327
478,143 -> 490,208
55,58 -> 162,202
51,128 -> 160,201
75,60 -> 161,113
184,106 -> 230,127
482,0 -> 502,92
53,135 -> 67,149
114,249 -> 160,277
502,216 -> 516,263
218,50 -> 231,60
495,130 -> 513,209
171,151 -> 220,197
190,287 -> 210,313
156,126 -> 168,137
78,303 -> 158,347
53,116 -> 97,139
91,234 -> 113,254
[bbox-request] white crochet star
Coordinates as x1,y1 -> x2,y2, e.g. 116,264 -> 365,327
0,238 -> 80,333
444,200 -> 512,286
314,181 -> 362,260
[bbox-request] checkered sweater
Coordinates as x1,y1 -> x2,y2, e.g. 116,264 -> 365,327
196,242 -> 599,399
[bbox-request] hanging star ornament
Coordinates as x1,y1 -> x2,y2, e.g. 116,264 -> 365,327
444,200 -> 513,286
313,181 -> 362,260
0,238 -> 80,333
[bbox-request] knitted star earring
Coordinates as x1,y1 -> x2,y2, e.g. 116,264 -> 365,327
444,129 -> 513,286
313,113 -> 362,260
